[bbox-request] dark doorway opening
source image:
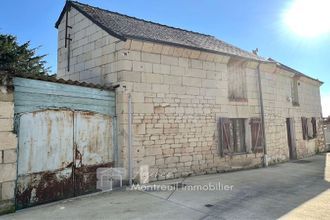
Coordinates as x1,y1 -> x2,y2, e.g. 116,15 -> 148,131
286,118 -> 297,160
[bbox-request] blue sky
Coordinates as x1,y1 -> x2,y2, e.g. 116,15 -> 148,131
0,0 -> 329,115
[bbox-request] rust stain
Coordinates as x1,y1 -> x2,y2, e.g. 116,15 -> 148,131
47,117 -> 53,156
80,111 -> 95,116
74,162 -> 113,196
16,168 -> 74,210
16,160 -> 113,209
75,146 -> 83,168
16,110 -> 114,209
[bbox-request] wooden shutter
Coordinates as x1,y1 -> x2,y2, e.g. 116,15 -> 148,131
250,118 -> 263,153
301,117 -> 308,140
218,118 -> 232,156
312,117 -> 317,138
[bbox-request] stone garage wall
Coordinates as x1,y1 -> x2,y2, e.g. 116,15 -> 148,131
0,84 -> 17,215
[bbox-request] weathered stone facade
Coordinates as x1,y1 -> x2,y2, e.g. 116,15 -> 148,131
57,8 -> 325,181
0,84 -> 17,215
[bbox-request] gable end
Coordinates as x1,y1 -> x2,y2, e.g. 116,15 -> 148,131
55,1 -> 126,41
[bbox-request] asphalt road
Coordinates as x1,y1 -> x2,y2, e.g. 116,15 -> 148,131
2,153 -> 330,220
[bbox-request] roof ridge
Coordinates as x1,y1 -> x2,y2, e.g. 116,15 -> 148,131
71,1 -> 213,37
71,1 -> 261,59
209,35 -> 260,57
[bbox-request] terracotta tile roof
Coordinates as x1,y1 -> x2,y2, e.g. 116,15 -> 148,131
56,1 -> 265,61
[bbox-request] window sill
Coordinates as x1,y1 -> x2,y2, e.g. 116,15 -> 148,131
305,137 -> 317,141
222,152 -> 256,157
228,98 -> 248,103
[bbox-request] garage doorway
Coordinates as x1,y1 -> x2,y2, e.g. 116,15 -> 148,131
13,77 -> 116,209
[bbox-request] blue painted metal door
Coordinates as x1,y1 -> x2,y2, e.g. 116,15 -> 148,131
13,77 -> 116,209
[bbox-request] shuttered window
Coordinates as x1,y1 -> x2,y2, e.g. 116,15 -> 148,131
250,118 -> 264,153
302,117 -> 308,140
218,118 -> 231,156
312,117 -> 317,138
228,59 -> 247,101
218,118 -> 246,156
292,78 -> 299,106
302,117 -> 317,140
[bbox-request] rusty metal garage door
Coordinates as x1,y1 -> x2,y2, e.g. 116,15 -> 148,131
73,111 -> 113,195
13,77 -> 116,209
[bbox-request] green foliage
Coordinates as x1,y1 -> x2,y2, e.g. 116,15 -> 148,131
0,34 -> 49,75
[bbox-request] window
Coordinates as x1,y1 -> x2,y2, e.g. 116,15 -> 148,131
292,78 -> 299,106
218,118 -> 246,156
228,59 -> 247,101
250,118 -> 264,153
302,117 -> 317,140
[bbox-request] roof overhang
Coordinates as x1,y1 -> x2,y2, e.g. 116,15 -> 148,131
268,58 -> 323,85
0,71 -> 115,91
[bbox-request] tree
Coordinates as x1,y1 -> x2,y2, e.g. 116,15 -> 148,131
0,34 -> 49,75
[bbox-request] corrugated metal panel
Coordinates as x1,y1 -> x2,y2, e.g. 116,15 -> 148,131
13,77 -> 115,116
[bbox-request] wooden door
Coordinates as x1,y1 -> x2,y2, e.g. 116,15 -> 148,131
286,118 -> 297,160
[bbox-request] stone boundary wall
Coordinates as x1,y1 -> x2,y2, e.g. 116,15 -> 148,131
0,85 -> 17,215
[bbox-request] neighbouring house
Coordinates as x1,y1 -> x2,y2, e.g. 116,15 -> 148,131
55,1 -> 326,182
324,117 -> 330,150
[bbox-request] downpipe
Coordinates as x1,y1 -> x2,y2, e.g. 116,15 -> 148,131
128,93 -> 133,186
257,63 -> 268,167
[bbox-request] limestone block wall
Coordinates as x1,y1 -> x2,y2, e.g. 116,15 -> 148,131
114,40 -> 265,180
260,67 -> 324,163
113,41 -> 324,179
57,7 -> 123,84
0,86 -> 17,215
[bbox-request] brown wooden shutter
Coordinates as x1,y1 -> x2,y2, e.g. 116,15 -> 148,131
250,118 -> 263,153
301,117 -> 308,140
312,117 -> 317,138
218,118 -> 232,156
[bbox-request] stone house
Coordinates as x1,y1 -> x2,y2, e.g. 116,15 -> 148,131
56,1 -> 325,181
